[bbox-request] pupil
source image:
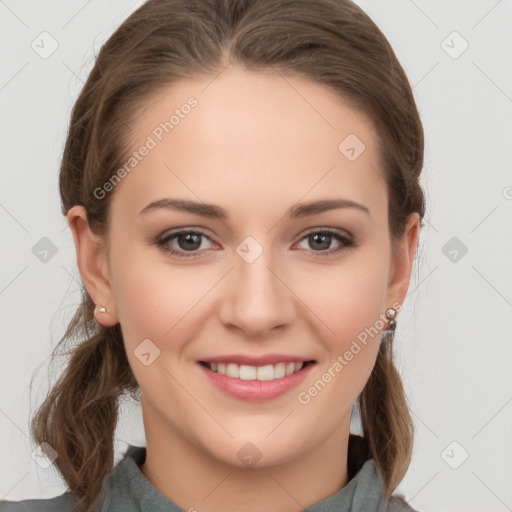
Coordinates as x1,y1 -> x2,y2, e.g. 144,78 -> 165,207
179,233 -> 201,251
311,233 -> 330,250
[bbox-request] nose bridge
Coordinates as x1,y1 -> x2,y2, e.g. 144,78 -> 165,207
219,236 -> 295,336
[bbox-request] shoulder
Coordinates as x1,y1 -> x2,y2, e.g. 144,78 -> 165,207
0,445 -> 146,512
348,452 -> 419,512
386,493 -> 420,512
0,493 -> 77,511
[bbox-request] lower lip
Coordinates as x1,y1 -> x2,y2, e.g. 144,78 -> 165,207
198,363 -> 315,402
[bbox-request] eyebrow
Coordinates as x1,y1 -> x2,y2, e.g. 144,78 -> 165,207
139,198 -> 370,219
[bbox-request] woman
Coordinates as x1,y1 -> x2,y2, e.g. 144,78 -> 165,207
0,0 -> 425,510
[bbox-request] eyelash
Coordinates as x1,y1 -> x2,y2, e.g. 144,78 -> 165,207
155,228 -> 355,259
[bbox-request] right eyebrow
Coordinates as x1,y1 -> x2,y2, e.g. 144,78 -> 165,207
139,199 -> 227,219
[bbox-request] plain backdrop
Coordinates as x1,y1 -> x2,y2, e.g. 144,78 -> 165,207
1,1 -> 511,511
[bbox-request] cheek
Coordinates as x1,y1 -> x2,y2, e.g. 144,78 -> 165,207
108,247 -> 213,400
294,249 -> 390,343
110,260 -> 169,339
108,241 -> 220,345
292,248 -> 389,398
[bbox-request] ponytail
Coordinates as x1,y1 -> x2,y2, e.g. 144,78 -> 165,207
359,338 -> 414,495
30,290 -> 139,512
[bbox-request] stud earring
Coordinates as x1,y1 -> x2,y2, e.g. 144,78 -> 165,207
386,307 -> 396,329
381,307 -> 397,344
98,306 -> 109,313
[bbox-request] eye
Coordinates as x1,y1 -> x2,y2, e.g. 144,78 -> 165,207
156,230 -> 216,259
155,228 -> 355,259
295,229 -> 354,256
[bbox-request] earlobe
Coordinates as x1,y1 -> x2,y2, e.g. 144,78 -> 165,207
67,205 -> 119,326
386,212 -> 420,308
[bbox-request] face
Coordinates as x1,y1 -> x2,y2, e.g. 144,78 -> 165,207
77,65 -> 417,469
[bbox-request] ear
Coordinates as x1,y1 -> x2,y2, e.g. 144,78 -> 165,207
385,212 -> 420,310
67,205 -> 118,326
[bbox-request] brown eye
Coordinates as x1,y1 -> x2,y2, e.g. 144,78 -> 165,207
156,230 -> 215,259
176,232 -> 202,251
296,229 -> 354,256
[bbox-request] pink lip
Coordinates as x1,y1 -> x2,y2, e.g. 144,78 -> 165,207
198,361 -> 315,402
200,354 -> 313,366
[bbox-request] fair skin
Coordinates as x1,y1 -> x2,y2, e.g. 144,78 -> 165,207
68,65 -> 419,512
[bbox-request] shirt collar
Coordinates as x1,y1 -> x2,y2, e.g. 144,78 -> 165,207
99,434 -> 391,512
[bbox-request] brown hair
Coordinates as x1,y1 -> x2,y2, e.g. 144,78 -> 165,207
31,0 -> 425,510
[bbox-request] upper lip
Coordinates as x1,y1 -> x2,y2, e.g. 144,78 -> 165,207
199,354 -> 315,366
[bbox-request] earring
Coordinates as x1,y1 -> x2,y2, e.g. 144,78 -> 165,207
381,307 -> 397,344
98,306 -> 109,313
386,308 -> 396,329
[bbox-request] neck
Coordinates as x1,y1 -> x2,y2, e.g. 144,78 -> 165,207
139,405 -> 351,512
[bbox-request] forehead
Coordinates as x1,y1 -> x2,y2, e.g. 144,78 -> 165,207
111,65 -> 386,223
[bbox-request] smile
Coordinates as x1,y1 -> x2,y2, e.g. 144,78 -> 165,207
201,361 -> 311,381
198,360 -> 316,401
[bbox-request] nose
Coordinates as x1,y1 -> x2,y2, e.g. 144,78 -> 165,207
218,248 -> 296,338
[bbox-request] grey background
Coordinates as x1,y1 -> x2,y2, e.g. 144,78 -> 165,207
1,1 -> 511,510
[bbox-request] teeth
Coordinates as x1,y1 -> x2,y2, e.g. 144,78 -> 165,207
239,365 -> 257,380
256,365 -> 274,381
274,363 -> 286,378
226,363 -> 240,378
206,361 -> 306,380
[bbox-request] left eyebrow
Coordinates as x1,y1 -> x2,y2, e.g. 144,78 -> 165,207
287,199 -> 370,218
139,198 -> 370,219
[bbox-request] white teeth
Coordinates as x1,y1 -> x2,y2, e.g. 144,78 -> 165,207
274,363 -> 286,378
226,363 -> 240,378
207,361 -> 306,380
256,364 -> 274,381
239,365 -> 257,380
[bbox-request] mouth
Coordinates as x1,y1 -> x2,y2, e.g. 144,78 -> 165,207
199,360 -> 315,381
197,354 -> 317,401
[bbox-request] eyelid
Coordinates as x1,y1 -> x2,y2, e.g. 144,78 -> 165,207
159,227 -> 214,239
299,226 -> 353,239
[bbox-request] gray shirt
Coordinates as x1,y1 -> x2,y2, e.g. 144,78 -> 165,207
0,436 -> 418,511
